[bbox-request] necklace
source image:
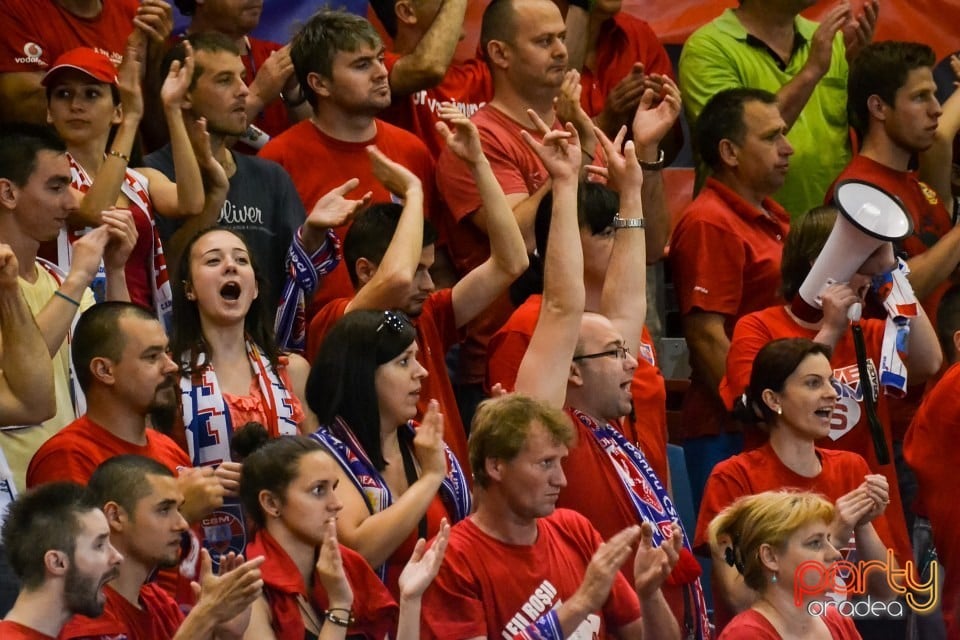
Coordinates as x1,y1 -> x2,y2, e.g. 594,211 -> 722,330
295,593 -> 322,634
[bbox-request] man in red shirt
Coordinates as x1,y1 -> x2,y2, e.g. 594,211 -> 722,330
0,483 -> 122,639
61,455 -> 264,640
0,0 -> 173,124
307,108 -> 527,463
259,9 -> 438,317
509,112 -> 703,637
668,87 -> 793,508
26,302 -> 230,599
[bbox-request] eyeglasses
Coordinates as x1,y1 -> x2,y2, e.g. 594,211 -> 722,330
377,310 -> 410,333
572,345 -> 631,361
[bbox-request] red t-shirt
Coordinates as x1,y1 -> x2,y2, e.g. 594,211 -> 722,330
828,154 -> 953,318
60,583 -> 184,639
716,305 -> 912,568
579,13 -> 674,118
695,443 -> 904,633
381,54 -> 493,159
435,104 -> 561,384
0,621 -> 54,640
904,361 -> 960,638
486,294 -> 668,483
246,529 -> 398,640
26,416 -> 190,488
668,178 -> 790,440
718,607 -> 861,639
306,290 -> 470,472
421,510 -> 642,639
258,118 -> 437,316
0,0 -> 137,72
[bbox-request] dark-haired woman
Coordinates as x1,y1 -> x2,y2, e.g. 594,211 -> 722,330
709,490 -> 862,639
171,227 -> 314,563
696,338 -> 898,634
307,309 -> 470,597
238,431 -> 448,639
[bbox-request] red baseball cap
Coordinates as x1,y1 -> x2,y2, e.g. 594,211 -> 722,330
41,47 -> 118,87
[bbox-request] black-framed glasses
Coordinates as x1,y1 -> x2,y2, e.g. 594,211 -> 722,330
377,310 -> 410,333
573,345 -> 631,361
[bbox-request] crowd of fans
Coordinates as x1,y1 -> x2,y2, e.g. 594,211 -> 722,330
0,0 -> 957,638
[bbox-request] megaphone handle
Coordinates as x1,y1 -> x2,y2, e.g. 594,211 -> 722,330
851,322 -> 891,466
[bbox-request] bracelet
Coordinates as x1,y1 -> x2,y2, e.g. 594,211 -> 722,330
280,86 -> 308,108
54,290 -> 81,307
107,149 -> 129,164
638,149 -> 665,171
324,608 -> 354,628
612,213 -> 645,229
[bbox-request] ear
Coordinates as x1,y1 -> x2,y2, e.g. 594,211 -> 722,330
0,178 -> 18,210
102,501 -> 127,533
567,360 -> 584,388
259,489 -> 282,519
760,388 -> 780,415
355,257 -> 379,287
485,457 -> 505,483
183,280 -> 197,301
307,71 -> 331,100
485,40 -> 510,71
758,542 -> 781,574
951,330 -> 960,363
44,549 -> 69,578
112,102 -> 124,127
395,0 -> 418,26
718,138 -> 738,169
90,356 -> 116,386
866,94 -> 888,123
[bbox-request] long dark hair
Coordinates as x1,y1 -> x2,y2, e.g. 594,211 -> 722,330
306,309 -> 417,470
170,227 -> 280,372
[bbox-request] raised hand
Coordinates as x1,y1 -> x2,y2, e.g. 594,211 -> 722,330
521,109 -> 582,182
134,0 -> 174,44
190,548 -> 264,637
305,178 -> 371,231
631,75 -> 682,150
398,518 -> 451,599
161,41 -> 196,112
249,45 -> 295,107
189,117 -> 230,192
589,124 -> 642,195
117,33 -> 144,122
573,525 -> 642,612
436,104 -> 485,166
214,461 -> 242,497
844,0 -> 879,63
316,519 -> 353,608
632,522 -> 680,599
597,63 -> 647,134
0,244 -> 19,291
67,225 -> 110,287
808,2 -> 849,77
101,208 -> 138,273
177,466 -> 227,524
413,399 -> 448,478
367,145 -> 423,197
554,70 -> 598,154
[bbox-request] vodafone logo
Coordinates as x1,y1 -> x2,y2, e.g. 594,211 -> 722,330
15,42 -> 44,65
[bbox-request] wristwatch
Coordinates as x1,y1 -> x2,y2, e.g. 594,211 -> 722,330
612,214 -> 645,229
638,149 -> 665,171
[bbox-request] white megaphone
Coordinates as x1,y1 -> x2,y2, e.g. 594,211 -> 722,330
791,180 -> 913,323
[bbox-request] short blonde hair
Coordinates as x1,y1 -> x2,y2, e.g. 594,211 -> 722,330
707,490 -> 835,591
469,394 -> 575,488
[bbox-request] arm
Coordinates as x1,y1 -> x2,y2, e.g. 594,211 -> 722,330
441,106 -> 528,327
513,115 -> 585,408
396,520 -> 450,640
594,127 -> 646,356
904,226 -> 960,301
471,183 -> 550,253
902,306 -> 943,382
919,54 -> 960,214
147,43 -> 206,218
101,209 -> 137,302
335,403 -> 446,567
242,598 -> 278,640
286,354 -> 319,434
0,245 -> 55,425
774,6 -> 848,128
681,312 -> 730,395
388,0 -> 468,96
346,148 -> 425,312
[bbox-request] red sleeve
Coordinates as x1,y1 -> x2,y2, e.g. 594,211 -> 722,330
437,148 -> 484,223
26,439 -> 96,488
717,610 -> 781,639
694,462 -> 751,554
421,546 -> 489,640
486,326 -> 531,392
306,299 -> 351,363
424,288 -> 461,352
719,312 -> 775,410
670,217 -> 747,317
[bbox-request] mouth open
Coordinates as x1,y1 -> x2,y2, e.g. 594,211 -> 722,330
220,282 -> 241,301
814,407 -> 833,419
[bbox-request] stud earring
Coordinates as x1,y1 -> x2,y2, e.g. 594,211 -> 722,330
776,406 -> 782,415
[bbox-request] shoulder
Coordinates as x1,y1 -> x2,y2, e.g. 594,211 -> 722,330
374,119 -> 432,158
719,609 -> 780,638
145,430 -> 192,470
